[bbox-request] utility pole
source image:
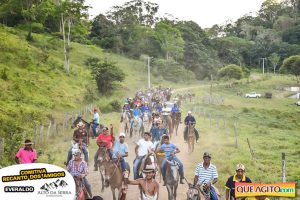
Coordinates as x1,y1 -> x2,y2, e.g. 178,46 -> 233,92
147,56 -> 151,89
260,58 -> 267,74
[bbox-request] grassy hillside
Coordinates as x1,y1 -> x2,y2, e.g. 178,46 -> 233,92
179,74 -> 300,198
0,25 -> 198,166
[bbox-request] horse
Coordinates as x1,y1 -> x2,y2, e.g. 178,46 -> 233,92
95,147 -> 110,192
131,116 -> 142,139
142,111 -> 151,133
187,124 -> 195,153
74,176 -> 88,200
122,110 -> 131,135
171,112 -> 181,136
165,160 -> 179,200
103,159 -> 130,200
72,116 -> 103,138
162,113 -> 173,137
186,181 -> 221,200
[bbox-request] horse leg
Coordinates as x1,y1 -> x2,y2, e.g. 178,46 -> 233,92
100,170 -> 105,192
166,185 -> 172,200
192,136 -> 195,152
174,184 -> 178,200
111,187 -> 116,200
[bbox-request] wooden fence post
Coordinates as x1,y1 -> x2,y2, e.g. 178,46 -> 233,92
39,124 -> 44,144
282,153 -> 286,182
234,121 -> 238,148
33,124 -> 38,148
247,138 -> 255,159
209,113 -> 212,128
47,121 -> 52,139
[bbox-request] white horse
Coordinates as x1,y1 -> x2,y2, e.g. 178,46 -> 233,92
142,112 -> 151,132
122,110 -> 131,135
131,116 -> 142,139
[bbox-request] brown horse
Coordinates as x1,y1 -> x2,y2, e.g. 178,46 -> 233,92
171,112 -> 181,136
74,176 -> 88,200
96,147 -> 110,192
186,183 -> 220,200
187,124 -> 195,153
103,159 -> 130,200
162,114 -> 173,137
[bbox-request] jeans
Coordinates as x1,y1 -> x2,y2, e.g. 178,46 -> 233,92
133,156 -> 145,179
210,186 -> 218,200
66,144 -> 88,165
83,176 -> 92,198
161,156 -> 184,179
93,148 -> 112,167
92,123 -> 99,137
113,157 -> 127,172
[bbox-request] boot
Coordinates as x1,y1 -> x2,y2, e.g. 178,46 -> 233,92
163,177 -> 166,186
93,165 -> 98,171
180,176 -> 185,184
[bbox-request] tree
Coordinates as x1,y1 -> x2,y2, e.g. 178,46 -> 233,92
86,57 -> 125,94
154,21 -> 184,60
268,53 -> 280,73
218,64 -> 244,86
280,55 -> 300,84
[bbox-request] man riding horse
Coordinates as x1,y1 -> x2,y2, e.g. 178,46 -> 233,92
184,111 -> 199,143
150,120 -> 168,150
156,135 -> 185,186
94,126 -> 114,171
66,121 -> 89,166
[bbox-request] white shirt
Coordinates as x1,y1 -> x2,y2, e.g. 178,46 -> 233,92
195,162 -> 218,184
137,139 -> 154,157
94,112 -> 100,124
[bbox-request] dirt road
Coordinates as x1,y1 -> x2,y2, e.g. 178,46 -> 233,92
87,123 -> 196,200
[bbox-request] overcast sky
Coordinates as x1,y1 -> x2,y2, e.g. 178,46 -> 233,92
85,0 -> 265,28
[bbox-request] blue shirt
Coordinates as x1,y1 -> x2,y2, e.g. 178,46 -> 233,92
112,141 -> 128,159
133,109 -> 142,117
160,143 -> 176,158
171,106 -> 179,113
156,106 -> 162,113
184,115 -> 196,125
151,127 -> 168,142
141,106 -> 151,113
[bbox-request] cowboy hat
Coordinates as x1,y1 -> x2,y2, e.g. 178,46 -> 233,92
203,152 -> 211,158
142,164 -> 156,173
77,121 -> 85,127
24,139 -> 34,145
119,132 -> 126,137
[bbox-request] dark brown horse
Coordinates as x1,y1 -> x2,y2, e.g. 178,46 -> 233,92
171,112 -> 181,136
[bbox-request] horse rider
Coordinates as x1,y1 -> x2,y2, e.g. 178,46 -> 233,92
133,132 -> 154,179
184,111 -> 199,143
66,121 -> 89,166
140,102 -> 151,116
192,152 -> 219,200
225,164 -> 252,200
150,120 -> 168,150
15,139 -> 37,164
131,105 -> 143,128
128,164 -> 159,200
120,102 -> 131,123
94,125 -> 115,171
156,134 -> 185,185
155,103 -> 162,114
92,108 -> 100,138
67,149 -> 93,198
112,132 -> 129,187
171,103 -> 180,113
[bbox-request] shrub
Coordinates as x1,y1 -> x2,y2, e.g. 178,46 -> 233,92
265,92 -> 272,99
110,100 -> 121,112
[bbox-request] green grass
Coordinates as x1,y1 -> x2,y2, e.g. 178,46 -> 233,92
178,74 -> 300,199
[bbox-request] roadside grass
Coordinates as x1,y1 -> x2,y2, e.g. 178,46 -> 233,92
178,74 -> 300,198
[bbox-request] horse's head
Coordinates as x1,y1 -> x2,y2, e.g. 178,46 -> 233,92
97,147 -> 109,163
186,186 -> 199,200
71,116 -> 82,129
167,160 -> 179,180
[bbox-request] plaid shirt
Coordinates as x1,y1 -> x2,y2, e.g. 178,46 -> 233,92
67,159 -> 88,177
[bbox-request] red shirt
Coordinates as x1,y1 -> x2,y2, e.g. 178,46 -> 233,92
97,133 -> 114,149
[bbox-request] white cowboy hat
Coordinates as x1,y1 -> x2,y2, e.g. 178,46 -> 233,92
188,111 -> 192,114
142,164 -> 156,173
77,121 -> 85,127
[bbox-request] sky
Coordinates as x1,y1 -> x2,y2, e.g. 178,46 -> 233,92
85,0 -> 265,28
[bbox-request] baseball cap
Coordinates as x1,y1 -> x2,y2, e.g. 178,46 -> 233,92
203,152 -> 211,158
119,132 -> 126,137
188,111 -> 192,114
